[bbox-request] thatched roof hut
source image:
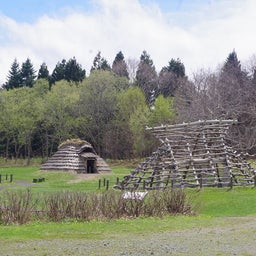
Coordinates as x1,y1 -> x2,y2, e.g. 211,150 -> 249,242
40,139 -> 111,173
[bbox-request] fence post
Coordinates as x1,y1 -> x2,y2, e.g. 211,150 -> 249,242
116,177 -> 119,185
10,174 -> 13,183
103,178 -> 106,187
199,174 -> 203,189
0,174 -> 1,183
230,176 -> 233,189
106,180 -> 109,191
98,179 -> 101,189
171,179 -> 174,191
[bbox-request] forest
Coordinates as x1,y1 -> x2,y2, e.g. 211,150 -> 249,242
0,50 -> 256,164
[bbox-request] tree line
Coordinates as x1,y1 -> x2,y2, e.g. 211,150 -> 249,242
0,50 -> 255,164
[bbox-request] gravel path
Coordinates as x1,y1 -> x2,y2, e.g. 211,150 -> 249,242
1,216 -> 256,256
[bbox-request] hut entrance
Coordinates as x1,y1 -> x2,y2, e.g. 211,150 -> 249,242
87,159 -> 96,173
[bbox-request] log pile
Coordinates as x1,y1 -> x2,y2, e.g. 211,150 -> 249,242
116,120 -> 255,190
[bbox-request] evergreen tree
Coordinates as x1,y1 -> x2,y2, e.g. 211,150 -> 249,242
167,58 -> 185,77
38,62 -> 50,80
158,58 -> 186,97
50,59 -> 66,85
21,58 -> 37,87
135,50 -> 157,104
64,57 -> 86,83
3,59 -> 22,90
112,51 -> 129,78
91,51 -> 111,72
222,50 -> 241,73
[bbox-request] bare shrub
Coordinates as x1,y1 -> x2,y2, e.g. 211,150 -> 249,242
164,189 -> 191,214
0,189 -> 36,225
0,189 -> 193,225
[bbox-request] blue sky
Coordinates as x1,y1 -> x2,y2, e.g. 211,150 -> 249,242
0,0 -> 256,83
0,0 -> 206,22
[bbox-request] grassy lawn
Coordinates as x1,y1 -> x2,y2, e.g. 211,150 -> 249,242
0,161 -> 256,242
0,165 -> 132,192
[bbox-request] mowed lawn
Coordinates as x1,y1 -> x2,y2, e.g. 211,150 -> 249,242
0,161 -> 256,241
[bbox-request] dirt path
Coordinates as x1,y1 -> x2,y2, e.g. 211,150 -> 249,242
1,216 -> 256,255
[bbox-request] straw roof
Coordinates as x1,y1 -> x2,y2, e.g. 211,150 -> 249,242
40,139 -> 111,173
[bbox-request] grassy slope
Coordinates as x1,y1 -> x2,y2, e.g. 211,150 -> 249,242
0,162 -> 256,240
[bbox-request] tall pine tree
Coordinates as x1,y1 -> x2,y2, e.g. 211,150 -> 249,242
21,58 -> 37,87
135,50 -> 157,104
38,62 -> 50,80
112,51 -> 129,78
158,58 -> 186,97
50,59 -> 66,85
91,51 -> 111,72
3,59 -> 22,90
65,57 -> 86,83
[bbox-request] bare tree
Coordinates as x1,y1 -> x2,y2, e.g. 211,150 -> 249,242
126,58 -> 139,83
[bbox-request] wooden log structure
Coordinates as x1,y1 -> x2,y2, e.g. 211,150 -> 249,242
116,119 -> 255,190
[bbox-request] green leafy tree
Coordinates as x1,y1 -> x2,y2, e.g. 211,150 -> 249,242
106,87 -> 148,158
44,80 -> 80,147
78,70 -> 119,155
149,95 -> 176,126
135,50 -> 157,104
112,51 -> 129,78
91,51 -> 111,72
21,58 -> 37,87
3,59 -> 22,90
64,57 -> 86,83
0,86 -> 42,163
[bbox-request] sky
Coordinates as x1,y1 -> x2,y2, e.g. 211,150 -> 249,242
0,0 -> 256,84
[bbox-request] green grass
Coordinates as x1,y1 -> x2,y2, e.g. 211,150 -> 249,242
0,165 -> 132,192
0,215 -> 226,240
1,161 -> 256,241
196,186 -> 256,216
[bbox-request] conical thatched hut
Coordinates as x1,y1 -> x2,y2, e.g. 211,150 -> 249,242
40,139 -> 111,173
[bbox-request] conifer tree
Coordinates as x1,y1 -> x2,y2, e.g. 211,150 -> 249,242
112,51 -> 129,78
3,59 -> 22,90
50,59 -> 66,85
38,62 -> 50,80
158,58 -> 186,97
135,50 -> 157,104
64,57 -> 86,83
21,58 -> 37,87
91,51 -> 111,72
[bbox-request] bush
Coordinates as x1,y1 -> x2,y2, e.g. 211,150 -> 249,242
0,189 -> 193,225
0,189 -> 37,225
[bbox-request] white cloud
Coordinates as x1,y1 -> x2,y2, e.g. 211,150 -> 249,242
0,0 -> 256,84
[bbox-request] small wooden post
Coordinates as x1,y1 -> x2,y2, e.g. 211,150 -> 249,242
116,177 -> 119,185
10,174 -> 13,183
199,174 -> 203,189
0,174 -> 1,183
103,178 -> 106,187
230,176 -> 233,189
98,179 -> 101,189
106,180 -> 109,190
